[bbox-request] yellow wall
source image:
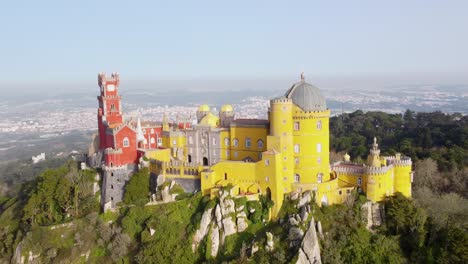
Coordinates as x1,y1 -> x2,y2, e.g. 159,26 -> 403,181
292,106 -> 331,184
394,164 -> 412,197
229,126 -> 267,161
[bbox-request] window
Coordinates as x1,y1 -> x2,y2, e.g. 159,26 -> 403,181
150,137 -> 155,144
245,137 -> 251,148
265,159 -> 270,165
265,176 -> 269,182
317,173 -> 323,183
317,120 -> 322,130
282,120 -> 286,124
357,177 -> 362,186
224,137 -> 230,146
294,174 -> 300,183
257,139 -> 264,149
189,136 -> 193,144
317,157 -> 321,164
258,152 -> 262,160
157,138 -> 162,145
233,151 -> 238,158
317,143 -> 322,153
212,137 -> 216,145
294,144 -> 300,153
172,139 -> 177,146
123,137 -> 130,147
111,184 -> 114,189
142,129 -> 146,134
224,173 -> 228,180
110,104 -> 115,111
226,150 -> 230,157
339,190 -> 342,195
233,138 -> 239,147
295,157 -> 299,164
150,128 -> 154,134
294,121 -> 300,131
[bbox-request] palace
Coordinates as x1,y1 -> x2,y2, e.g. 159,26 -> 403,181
95,73 -> 413,217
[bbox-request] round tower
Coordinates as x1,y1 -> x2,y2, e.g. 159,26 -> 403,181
196,104 -> 210,123
219,104 -> 235,127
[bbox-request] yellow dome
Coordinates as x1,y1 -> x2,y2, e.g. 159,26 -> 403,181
200,112 -> 219,127
221,104 -> 233,112
198,104 -> 210,112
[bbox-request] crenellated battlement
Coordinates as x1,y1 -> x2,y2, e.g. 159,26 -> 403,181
98,72 -> 120,87
270,97 -> 292,104
365,164 -> 393,175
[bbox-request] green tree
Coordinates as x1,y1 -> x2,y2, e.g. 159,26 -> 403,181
123,168 -> 150,206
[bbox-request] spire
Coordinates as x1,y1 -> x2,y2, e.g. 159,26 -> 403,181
368,136 -> 381,167
136,118 -> 145,142
162,113 -> 169,132
372,137 -> 378,151
300,72 -> 305,81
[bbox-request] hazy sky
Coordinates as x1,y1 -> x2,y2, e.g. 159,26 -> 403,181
1,1 -> 467,86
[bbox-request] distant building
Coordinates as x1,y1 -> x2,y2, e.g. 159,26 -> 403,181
32,153 -> 46,164
95,73 -> 413,218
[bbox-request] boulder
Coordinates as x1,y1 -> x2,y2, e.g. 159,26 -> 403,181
266,232 -> 274,252
288,227 -> 304,242
317,221 -> 323,239
237,217 -> 248,232
210,225 -> 220,257
300,209 -> 309,222
295,214 -> 302,223
296,248 -> 309,264
222,217 -> 237,237
297,217 -> 321,264
251,241 -> 259,256
221,198 -> 235,216
237,211 -> 247,218
291,192 -> 300,200
289,217 -> 299,226
298,191 -> 312,208
192,208 -> 214,250
215,204 -> 223,226
161,186 -> 172,202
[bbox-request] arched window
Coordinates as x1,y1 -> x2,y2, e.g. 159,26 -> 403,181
123,137 -> 130,147
317,173 -> 323,183
245,137 -> 251,148
150,128 -> 155,134
317,120 -> 322,130
294,121 -> 300,131
316,143 -> 322,153
233,138 -> 239,147
212,137 -> 216,145
294,174 -> 300,183
294,144 -> 300,153
357,177 -> 362,186
257,139 -> 264,149
150,137 -> 155,144
224,137 -> 230,146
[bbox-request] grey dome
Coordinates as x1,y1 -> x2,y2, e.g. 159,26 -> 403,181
285,80 -> 326,111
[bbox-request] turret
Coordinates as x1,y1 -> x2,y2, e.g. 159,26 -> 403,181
219,104 -> 235,127
196,104 -> 210,123
367,137 -> 381,167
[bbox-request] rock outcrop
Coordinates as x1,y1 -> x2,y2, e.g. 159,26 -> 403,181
296,217 -> 321,264
192,189 -> 250,258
